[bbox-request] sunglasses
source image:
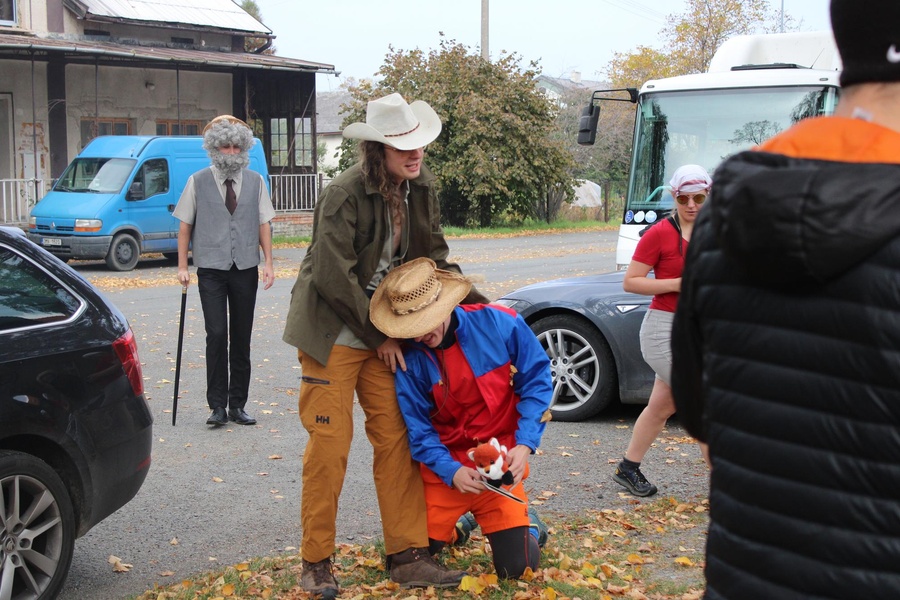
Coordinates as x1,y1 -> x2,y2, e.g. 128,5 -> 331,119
675,192 -> 707,205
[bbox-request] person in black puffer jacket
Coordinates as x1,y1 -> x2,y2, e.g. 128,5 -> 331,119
672,1 -> 900,598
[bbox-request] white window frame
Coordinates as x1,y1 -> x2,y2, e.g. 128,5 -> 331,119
0,0 -> 17,26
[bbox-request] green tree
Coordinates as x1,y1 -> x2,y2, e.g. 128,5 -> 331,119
338,38 -> 576,227
550,86 -> 634,219
240,0 -> 276,54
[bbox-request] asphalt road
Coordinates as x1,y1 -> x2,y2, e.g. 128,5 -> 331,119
57,230 -> 709,599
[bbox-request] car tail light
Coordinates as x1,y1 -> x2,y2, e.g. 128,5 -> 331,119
113,329 -> 145,397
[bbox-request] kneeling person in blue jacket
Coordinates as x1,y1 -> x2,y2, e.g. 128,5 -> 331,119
370,257 -> 552,579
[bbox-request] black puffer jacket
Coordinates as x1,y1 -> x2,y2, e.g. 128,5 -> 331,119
672,117 -> 900,599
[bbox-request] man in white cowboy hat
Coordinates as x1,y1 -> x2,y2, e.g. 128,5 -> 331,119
369,257 -> 552,580
174,114 -> 275,427
282,93 -> 488,597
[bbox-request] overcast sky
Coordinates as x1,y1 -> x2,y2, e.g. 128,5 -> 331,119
252,0 -> 832,91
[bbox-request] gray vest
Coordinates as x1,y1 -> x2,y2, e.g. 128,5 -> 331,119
191,168 -> 262,270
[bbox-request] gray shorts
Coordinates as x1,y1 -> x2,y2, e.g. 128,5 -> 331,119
639,308 -> 674,385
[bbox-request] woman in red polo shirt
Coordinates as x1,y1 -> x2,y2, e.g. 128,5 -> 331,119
613,164 -> 712,497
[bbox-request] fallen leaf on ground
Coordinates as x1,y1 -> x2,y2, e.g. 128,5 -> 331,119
108,555 -> 133,572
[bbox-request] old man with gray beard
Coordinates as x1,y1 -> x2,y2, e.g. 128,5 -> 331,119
174,114 -> 275,427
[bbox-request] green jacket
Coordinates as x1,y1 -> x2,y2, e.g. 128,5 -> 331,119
282,162 -> 489,365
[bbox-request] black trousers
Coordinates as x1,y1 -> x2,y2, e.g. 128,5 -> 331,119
429,525 -> 539,579
197,265 -> 259,410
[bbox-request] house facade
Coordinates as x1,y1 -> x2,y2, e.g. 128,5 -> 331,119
0,0 -> 334,226
315,89 -> 352,173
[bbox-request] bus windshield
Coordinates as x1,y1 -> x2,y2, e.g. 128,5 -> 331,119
623,85 -> 839,225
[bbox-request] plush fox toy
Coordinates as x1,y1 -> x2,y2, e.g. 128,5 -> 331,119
467,437 -> 515,487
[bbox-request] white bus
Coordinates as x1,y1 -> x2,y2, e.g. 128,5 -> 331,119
579,31 -> 842,269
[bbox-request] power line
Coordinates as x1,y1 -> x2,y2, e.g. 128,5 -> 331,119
598,0 -> 667,25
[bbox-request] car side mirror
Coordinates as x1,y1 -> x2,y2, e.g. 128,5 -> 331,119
127,182 -> 144,200
577,103 -> 600,146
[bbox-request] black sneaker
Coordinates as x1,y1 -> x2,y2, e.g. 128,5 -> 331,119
612,464 -> 658,497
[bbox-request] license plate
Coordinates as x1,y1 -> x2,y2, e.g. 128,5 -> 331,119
42,238 -> 62,247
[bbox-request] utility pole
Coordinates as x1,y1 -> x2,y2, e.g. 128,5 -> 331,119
481,0 -> 489,60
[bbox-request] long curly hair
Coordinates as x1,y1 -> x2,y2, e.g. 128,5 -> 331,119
359,140 -> 399,205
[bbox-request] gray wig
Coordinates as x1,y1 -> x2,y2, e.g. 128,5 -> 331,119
203,120 -> 254,174
202,120 -> 255,155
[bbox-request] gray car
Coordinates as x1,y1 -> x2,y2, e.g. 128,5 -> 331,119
495,271 -> 654,421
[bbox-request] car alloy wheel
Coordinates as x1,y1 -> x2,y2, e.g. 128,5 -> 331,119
531,314 -> 617,421
0,451 -> 75,600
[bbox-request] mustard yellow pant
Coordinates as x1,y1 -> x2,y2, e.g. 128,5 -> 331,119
298,346 -> 428,562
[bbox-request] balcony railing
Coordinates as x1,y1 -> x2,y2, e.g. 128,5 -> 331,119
269,173 -> 321,212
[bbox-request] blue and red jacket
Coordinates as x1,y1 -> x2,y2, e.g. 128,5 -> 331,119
395,304 -> 552,487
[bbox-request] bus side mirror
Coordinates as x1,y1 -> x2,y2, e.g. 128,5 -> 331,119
577,103 -> 600,146
127,181 -> 144,200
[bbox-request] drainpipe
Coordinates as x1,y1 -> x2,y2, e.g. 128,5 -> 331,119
253,38 -> 272,54
94,58 -> 99,132
30,50 -> 37,187
176,65 -> 181,129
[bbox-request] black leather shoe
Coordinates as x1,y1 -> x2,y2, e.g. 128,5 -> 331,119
206,407 -> 228,426
228,408 -> 256,425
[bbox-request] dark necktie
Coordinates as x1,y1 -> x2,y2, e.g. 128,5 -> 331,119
224,179 -> 237,215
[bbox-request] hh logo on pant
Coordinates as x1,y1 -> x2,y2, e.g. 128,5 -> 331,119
315,415 -> 330,424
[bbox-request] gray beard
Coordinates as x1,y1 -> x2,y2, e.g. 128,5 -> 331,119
211,151 -> 250,178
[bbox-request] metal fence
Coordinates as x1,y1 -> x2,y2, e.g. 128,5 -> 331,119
269,173 -> 321,212
0,174 -> 322,226
0,179 -> 51,226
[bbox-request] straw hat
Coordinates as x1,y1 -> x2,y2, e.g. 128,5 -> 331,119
202,114 -> 250,134
342,93 -> 442,151
370,257 -> 472,339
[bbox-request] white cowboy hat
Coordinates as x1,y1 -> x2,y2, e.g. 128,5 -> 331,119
370,257 -> 472,339
343,93 -> 442,151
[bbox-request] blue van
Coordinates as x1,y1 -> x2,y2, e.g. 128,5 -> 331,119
27,136 -> 269,271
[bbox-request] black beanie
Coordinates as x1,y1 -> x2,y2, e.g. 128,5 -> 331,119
831,0 -> 900,87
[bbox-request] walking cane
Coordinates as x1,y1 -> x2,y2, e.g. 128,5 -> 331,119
172,285 -> 187,426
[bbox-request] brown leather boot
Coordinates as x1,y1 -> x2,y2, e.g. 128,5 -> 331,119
301,558 -> 339,599
388,547 -> 466,588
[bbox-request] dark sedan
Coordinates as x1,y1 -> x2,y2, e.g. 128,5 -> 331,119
0,226 -> 153,599
495,271 -> 654,421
